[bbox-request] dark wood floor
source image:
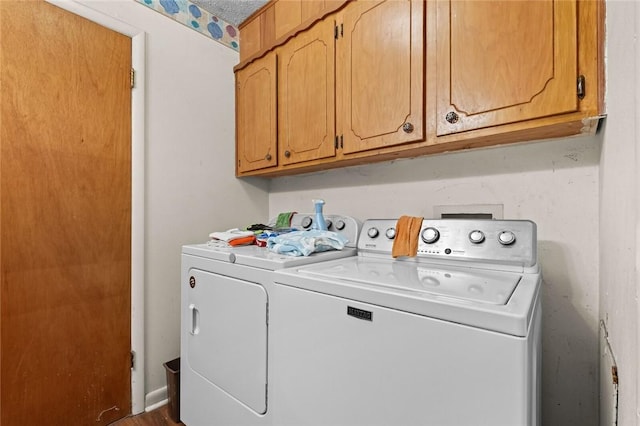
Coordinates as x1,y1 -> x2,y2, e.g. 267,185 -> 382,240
111,405 -> 182,426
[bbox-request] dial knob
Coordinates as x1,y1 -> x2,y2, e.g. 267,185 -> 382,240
325,219 -> 333,230
301,216 -> 313,229
498,231 -> 516,245
367,227 -> 380,238
421,227 -> 440,244
469,230 -> 485,244
385,228 -> 396,240
334,219 -> 346,231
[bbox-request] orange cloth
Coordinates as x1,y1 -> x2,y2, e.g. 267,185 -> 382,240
392,215 -> 423,258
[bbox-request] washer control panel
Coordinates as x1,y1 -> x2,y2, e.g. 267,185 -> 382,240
359,218 -> 537,268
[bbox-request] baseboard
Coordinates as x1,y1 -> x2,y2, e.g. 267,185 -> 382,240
145,386 -> 168,412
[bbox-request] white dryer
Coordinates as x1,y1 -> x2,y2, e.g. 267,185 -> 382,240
180,214 -> 360,426
271,218 -> 542,426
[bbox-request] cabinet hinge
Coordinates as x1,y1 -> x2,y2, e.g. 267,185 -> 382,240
130,350 -> 136,369
130,68 -> 135,89
577,75 -> 585,100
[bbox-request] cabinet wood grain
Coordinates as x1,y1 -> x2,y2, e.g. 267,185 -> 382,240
236,53 -> 278,174
436,0 -> 578,135
278,18 -> 336,165
338,0 -> 424,154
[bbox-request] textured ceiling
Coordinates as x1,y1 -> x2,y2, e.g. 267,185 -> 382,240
190,0 -> 269,26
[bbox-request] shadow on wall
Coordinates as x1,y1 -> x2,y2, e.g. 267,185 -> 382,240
269,133 -> 603,192
538,239 -> 598,425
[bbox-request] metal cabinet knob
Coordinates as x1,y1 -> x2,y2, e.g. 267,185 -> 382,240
265,153 -> 272,161
402,122 -> 414,133
284,150 -> 291,158
445,111 -> 459,124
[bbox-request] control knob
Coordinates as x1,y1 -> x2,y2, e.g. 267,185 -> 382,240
301,217 -> 313,229
325,219 -> 333,230
469,230 -> 485,244
385,228 -> 396,240
498,231 -> 516,245
334,219 -> 346,230
367,227 -> 380,238
421,227 -> 440,244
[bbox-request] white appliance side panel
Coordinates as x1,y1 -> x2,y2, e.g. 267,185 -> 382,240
272,284 -> 534,426
186,268 -> 268,414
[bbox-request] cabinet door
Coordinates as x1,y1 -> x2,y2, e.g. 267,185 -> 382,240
339,0 -> 424,154
274,0 -> 301,39
436,0 -> 578,136
236,53 -> 277,174
278,18 -> 336,165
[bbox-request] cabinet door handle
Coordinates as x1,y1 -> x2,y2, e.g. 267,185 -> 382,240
445,111 -> 459,124
265,153 -> 272,161
284,150 -> 291,158
402,122 -> 414,133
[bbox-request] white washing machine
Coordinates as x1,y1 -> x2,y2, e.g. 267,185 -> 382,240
180,214 -> 360,426
271,218 -> 541,426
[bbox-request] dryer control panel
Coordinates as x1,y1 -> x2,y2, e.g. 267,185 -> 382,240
359,219 -> 537,269
290,214 -> 361,248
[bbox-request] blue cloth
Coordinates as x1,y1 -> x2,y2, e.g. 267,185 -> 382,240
266,230 -> 348,257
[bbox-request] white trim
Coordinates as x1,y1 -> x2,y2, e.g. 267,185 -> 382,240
130,33 -> 146,416
635,0 -> 640,420
45,0 -> 146,415
144,386 -> 168,412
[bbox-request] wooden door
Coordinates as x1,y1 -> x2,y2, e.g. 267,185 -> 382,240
236,53 -> 278,174
278,18 -> 336,166
338,0 -> 424,154
0,1 -> 132,425
436,0 -> 578,136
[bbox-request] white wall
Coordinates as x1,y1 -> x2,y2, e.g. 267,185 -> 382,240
72,0 -> 269,406
599,1 -> 639,424
270,135 -> 601,425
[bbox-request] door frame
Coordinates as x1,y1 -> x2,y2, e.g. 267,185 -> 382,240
45,0 -> 146,414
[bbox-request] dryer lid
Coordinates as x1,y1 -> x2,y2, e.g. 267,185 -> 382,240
298,258 -> 521,305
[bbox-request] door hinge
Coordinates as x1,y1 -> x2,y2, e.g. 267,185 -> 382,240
335,135 -> 343,149
130,350 -> 136,369
577,75 -> 585,100
130,68 -> 135,89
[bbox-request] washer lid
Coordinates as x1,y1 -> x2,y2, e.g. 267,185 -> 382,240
298,258 -> 520,305
275,256 -> 541,336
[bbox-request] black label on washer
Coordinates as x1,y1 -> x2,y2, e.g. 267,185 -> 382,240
347,306 -> 372,321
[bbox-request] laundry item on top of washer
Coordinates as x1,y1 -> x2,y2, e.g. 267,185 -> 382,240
209,229 -> 256,246
392,215 -> 424,258
275,212 -> 296,228
246,223 -> 273,232
267,230 -> 348,256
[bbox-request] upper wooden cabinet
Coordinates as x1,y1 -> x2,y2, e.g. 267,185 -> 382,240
338,0 -> 424,154
235,52 -> 277,174
239,0 -> 349,63
278,18 -> 336,165
235,0 -> 604,177
436,0 -> 579,136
